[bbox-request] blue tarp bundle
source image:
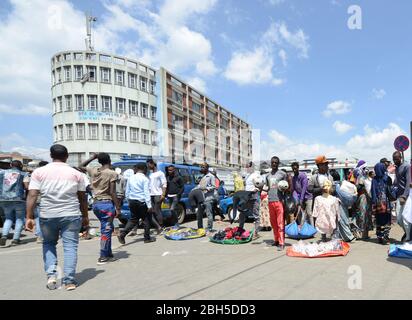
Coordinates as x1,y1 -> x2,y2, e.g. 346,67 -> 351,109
388,244 -> 412,259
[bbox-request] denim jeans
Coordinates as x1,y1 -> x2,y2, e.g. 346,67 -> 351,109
93,201 -> 115,258
1,201 -> 25,240
40,216 -> 81,285
197,200 -> 214,230
34,205 -> 42,238
397,199 -> 411,241
168,197 -> 180,226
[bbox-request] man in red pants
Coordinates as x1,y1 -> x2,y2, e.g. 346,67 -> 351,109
265,156 -> 288,251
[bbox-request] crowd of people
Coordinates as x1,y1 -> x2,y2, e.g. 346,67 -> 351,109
0,143 -> 410,291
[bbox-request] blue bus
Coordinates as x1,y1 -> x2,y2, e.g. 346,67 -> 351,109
112,156 -> 233,225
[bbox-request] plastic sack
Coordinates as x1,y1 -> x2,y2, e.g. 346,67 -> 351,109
285,208 -> 317,239
285,221 -> 317,239
388,243 -> 412,259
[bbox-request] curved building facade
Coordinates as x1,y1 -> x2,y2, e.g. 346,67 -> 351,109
51,50 -> 158,166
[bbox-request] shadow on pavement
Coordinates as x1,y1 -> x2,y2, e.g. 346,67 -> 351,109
113,250 -> 130,260
76,268 -> 105,286
386,257 -> 412,270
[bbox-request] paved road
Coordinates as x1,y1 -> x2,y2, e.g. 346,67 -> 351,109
1,213 -> 412,300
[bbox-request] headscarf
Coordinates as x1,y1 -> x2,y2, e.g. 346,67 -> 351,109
371,162 -> 388,205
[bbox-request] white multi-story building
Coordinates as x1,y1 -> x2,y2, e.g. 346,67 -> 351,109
51,50 -> 158,166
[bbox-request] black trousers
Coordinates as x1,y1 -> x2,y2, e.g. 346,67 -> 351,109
122,200 -> 150,240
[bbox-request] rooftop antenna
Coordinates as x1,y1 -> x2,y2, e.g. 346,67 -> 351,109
85,13 -> 97,51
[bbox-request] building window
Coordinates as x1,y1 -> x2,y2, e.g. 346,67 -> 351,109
75,95 -> 84,111
172,114 -> 184,130
76,124 -> 85,140
192,101 -> 202,114
172,90 -> 183,105
130,127 -> 139,143
63,53 -> 71,61
86,66 -> 96,81
56,68 -> 62,82
58,125 -> 64,141
150,106 -> 157,120
54,126 -> 58,142
58,97 -> 63,112
101,96 -> 112,112
115,70 -> 124,86
142,129 -> 149,144
151,131 -> 157,146
102,124 -> 113,140
52,71 -> 55,85
74,66 -> 83,81
116,98 -> 126,113
65,95 -> 72,111
88,95 -> 98,111
207,111 -> 216,122
128,73 -> 137,89
85,53 -> 96,61
141,103 -> 148,118
149,80 -> 155,94
100,67 -> 111,83
53,99 -> 56,113
129,100 -> 138,116
89,124 -> 99,140
117,126 -> 127,141
140,76 -> 147,91
66,124 -> 73,140
64,66 -> 71,81
74,53 -> 83,61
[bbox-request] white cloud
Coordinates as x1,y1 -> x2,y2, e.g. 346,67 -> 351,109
0,133 -> 50,160
269,0 -> 285,5
224,48 -> 275,85
278,49 -> 287,66
323,100 -> 352,117
0,104 -> 50,116
372,88 -> 386,100
224,22 -> 309,86
260,123 -> 407,163
187,77 -> 207,93
333,121 -> 353,135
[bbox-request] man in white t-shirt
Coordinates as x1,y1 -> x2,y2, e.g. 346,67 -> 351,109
147,159 -> 166,231
25,144 -> 89,291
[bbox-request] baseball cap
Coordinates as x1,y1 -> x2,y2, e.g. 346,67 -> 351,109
315,155 -> 329,165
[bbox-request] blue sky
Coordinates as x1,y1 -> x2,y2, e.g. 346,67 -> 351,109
0,0 -> 410,163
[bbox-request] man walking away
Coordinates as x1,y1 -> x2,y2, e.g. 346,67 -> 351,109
147,159 -> 166,233
25,144 -> 89,291
165,165 -> 185,226
118,163 -> 155,244
80,153 -> 120,265
393,151 -> 411,242
265,156 -> 288,251
0,160 -> 29,247
291,162 -> 314,226
197,163 -> 216,233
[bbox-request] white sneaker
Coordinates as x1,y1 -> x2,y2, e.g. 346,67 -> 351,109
46,277 -> 58,290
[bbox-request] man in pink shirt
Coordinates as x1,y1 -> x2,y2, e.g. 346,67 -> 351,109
26,144 -> 89,291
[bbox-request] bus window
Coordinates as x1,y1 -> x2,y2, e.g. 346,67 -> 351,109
178,168 -> 192,185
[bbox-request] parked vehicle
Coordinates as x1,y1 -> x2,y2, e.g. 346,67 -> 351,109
112,156 -> 234,225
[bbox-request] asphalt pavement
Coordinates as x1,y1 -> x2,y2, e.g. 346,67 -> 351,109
1,212 -> 412,300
